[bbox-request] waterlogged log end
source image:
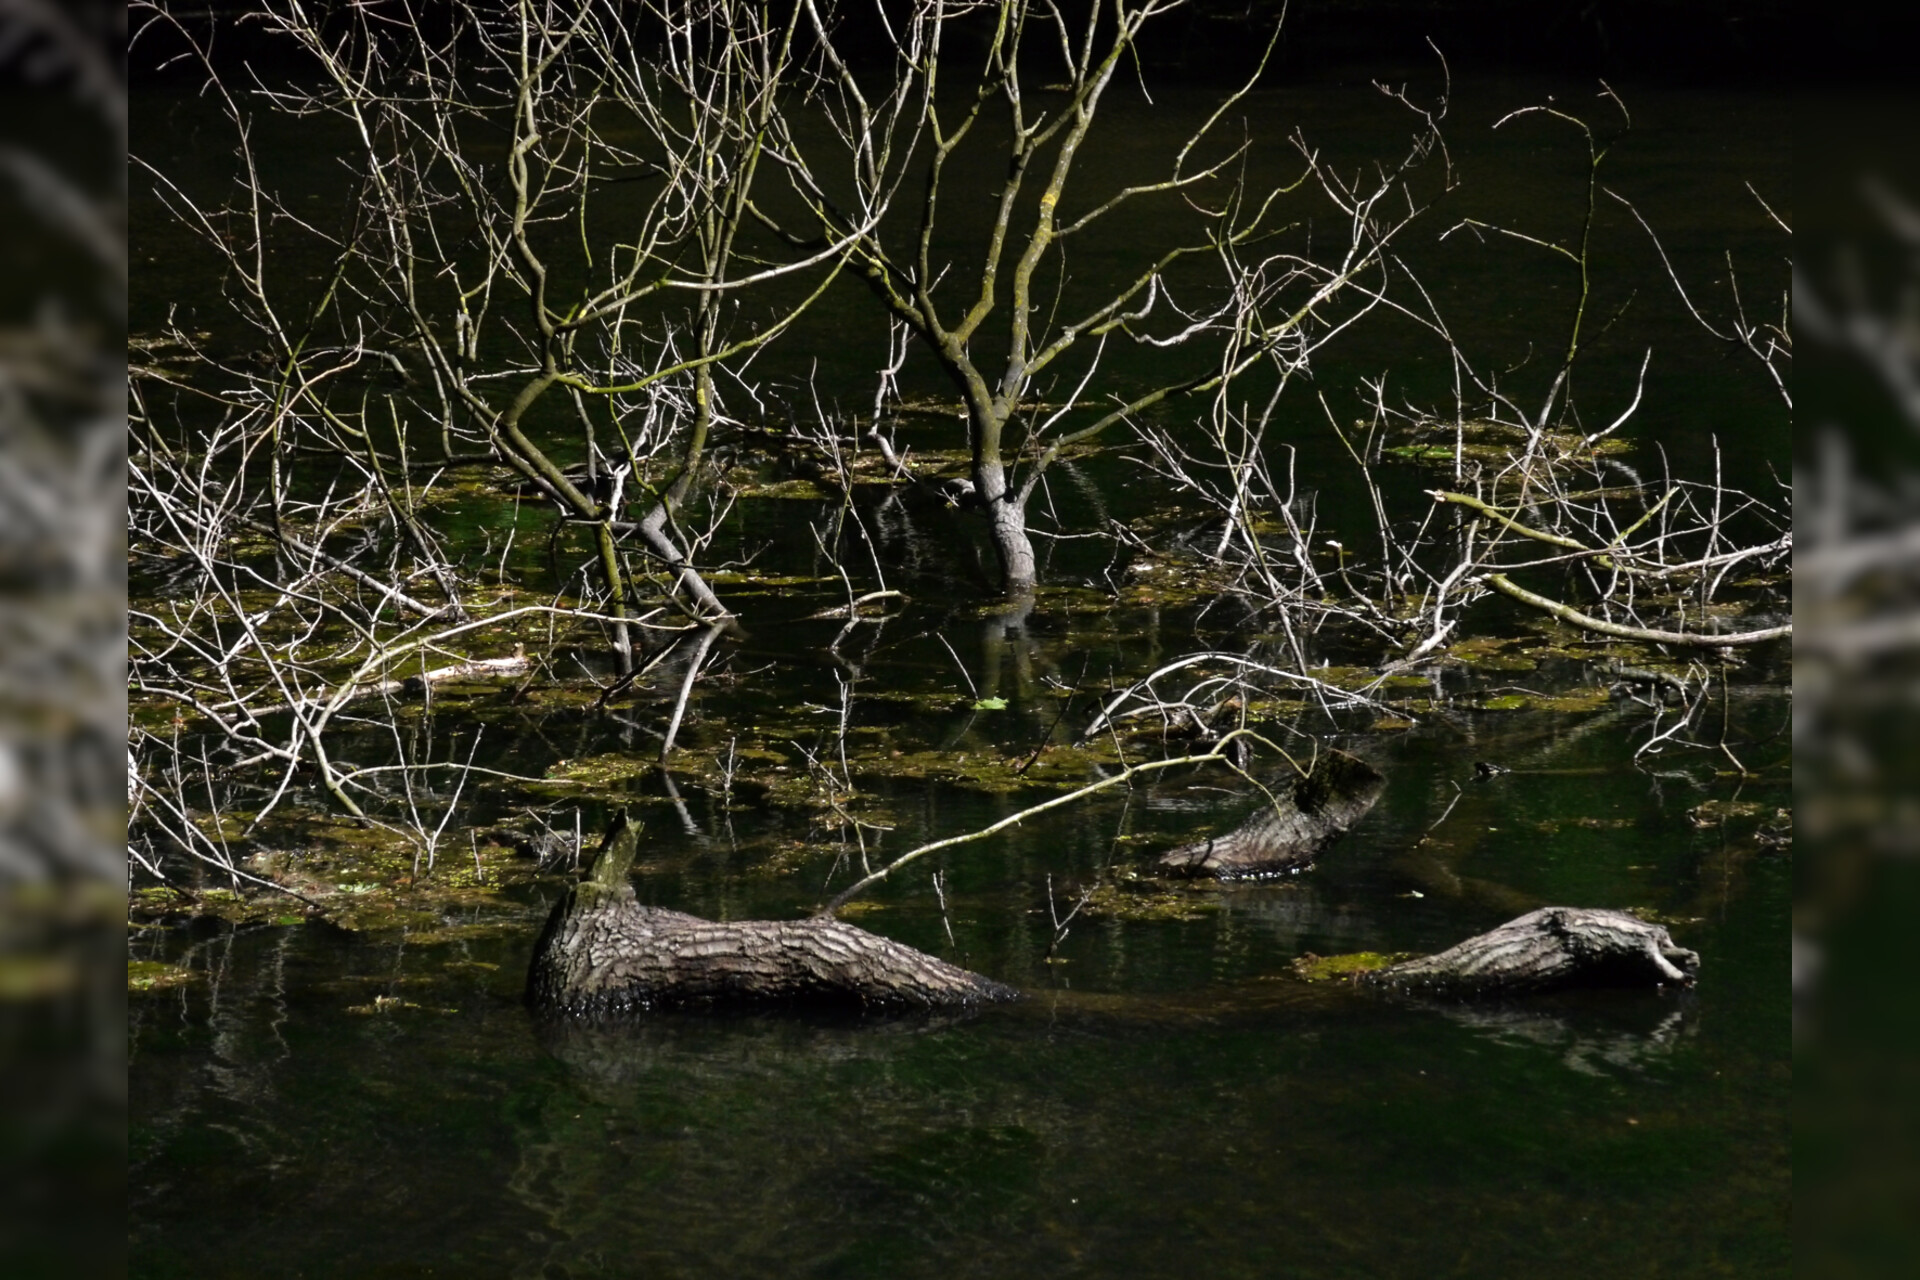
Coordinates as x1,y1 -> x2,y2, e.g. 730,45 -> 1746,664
585,809 -> 641,889
1364,907 -> 1701,998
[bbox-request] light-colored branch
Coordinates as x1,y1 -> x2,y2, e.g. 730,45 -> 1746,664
820,727 -> 1275,915
1485,573 -> 1789,647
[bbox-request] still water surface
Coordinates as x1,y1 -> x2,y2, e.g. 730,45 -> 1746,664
130,70 -> 1789,1278
129,694 -> 1788,1277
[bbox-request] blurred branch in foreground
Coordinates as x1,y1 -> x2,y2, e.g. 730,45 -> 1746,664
1796,95 -> 1920,1276
0,0 -> 127,1274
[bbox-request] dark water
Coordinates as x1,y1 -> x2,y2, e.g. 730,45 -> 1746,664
129,694 -> 1790,1278
130,71 -> 1789,1279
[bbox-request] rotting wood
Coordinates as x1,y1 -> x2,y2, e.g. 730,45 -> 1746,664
527,812 -> 1015,1015
1157,750 -> 1385,878
1365,906 -> 1699,996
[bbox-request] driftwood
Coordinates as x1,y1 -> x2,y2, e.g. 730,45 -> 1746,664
1157,750 -> 1385,878
1366,907 -> 1700,997
527,813 -> 1016,1016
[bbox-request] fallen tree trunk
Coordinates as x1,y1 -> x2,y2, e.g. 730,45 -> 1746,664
1365,907 -> 1699,997
1157,749 -> 1385,878
527,813 -> 1016,1016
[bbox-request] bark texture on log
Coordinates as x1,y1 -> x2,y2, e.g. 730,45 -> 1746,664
527,813 -> 1016,1016
1157,750 -> 1385,878
1367,907 -> 1700,997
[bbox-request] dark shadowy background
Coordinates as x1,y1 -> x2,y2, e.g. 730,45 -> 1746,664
131,0 -> 1794,87
1796,77 -> 1920,1280
0,1 -> 125,1277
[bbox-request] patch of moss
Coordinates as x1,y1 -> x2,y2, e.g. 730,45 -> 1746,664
1527,686 -> 1611,713
743,837 -> 825,879
1447,636 -> 1540,673
1477,694 -> 1530,711
128,959 -> 198,993
128,885 -> 296,927
541,752 -> 657,787
843,742 -> 1112,796
1313,666 -> 1382,691
0,955 -> 77,998
731,478 -> 833,500
130,810 -> 544,931
1080,875 -> 1220,922
1289,950 -> 1416,982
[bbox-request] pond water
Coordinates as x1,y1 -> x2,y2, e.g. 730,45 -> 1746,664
130,66 -> 1789,1279
129,685 -> 1790,1278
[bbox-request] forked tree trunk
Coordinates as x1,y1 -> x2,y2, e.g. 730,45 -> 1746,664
1158,750 -> 1386,878
975,454 -> 1037,594
1366,907 -> 1700,996
527,813 -> 1016,1016
985,494 -> 1037,594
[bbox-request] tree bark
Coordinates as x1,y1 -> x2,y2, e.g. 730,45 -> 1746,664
634,500 -> 731,620
977,458 -> 1037,594
527,813 -> 1016,1016
1157,750 -> 1385,878
1366,907 -> 1700,997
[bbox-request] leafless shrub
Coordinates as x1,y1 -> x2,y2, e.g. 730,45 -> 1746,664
127,0 -> 872,878
1130,91 -> 1790,752
756,1 -> 1450,592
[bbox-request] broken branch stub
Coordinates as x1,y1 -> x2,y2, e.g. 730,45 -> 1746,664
527,813 -> 1015,1015
1157,750 -> 1385,878
1365,907 -> 1700,997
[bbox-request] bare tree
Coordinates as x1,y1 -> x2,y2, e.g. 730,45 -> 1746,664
128,0 -> 890,855
750,0 -> 1447,593
132,0 -> 863,644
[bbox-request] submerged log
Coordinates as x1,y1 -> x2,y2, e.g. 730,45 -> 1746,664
1366,907 -> 1700,997
1157,749 -> 1385,878
527,813 -> 1016,1016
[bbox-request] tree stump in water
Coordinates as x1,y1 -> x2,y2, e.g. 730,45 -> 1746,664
527,813 -> 1016,1016
1157,749 -> 1385,878
1365,907 -> 1700,996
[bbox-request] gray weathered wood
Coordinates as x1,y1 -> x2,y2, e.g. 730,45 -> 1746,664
1157,749 -> 1385,878
527,813 -> 1016,1015
1366,906 -> 1700,996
